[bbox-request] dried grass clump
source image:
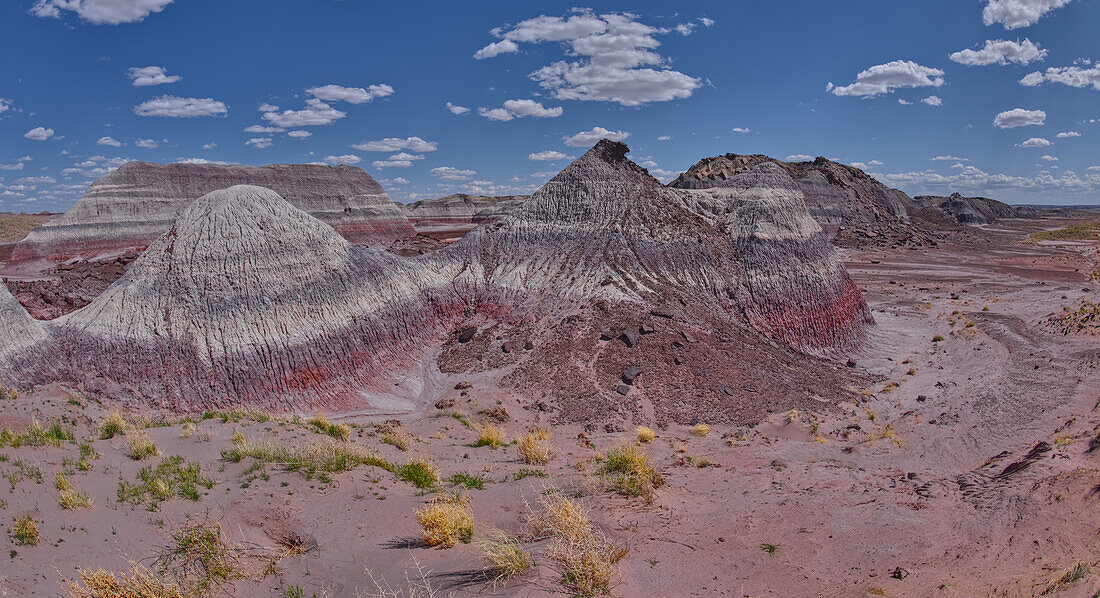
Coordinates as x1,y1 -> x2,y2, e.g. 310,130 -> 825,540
8,512 -> 38,546
690,423 -> 710,437
517,427 -> 553,465
56,471 -> 92,510
860,424 -> 904,447
154,520 -> 283,595
66,560 -> 186,598
0,419 -> 74,448
478,529 -> 530,582
308,412 -> 351,441
525,491 -> 627,596
599,443 -> 663,501
179,422 -> 196,438
382,425 -> 414,451
0,382 -> 19,401
128,431 -> 160,460
415,492 -> 475,547
472,423 -> 507,449
99,411 -> 128,440
223,437 -> 393,480
635,426 -> 655,443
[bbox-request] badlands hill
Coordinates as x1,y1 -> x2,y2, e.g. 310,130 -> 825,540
913,192 -> 1038,225
402,193 -> 526,238
2,161 -> 415,318
670,153 -> 933,247
0,141 -> 869,423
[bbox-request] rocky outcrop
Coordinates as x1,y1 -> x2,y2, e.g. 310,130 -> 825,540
2,161 -> 415,317
0,281 -> 44,365
671,154 -> 932,247
402,194 -> 526,240
912,192 -> 1038,225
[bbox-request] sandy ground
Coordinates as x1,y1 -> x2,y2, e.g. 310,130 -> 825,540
1,219 -> 1098,597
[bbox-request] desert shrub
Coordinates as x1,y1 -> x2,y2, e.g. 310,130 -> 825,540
128,431 -> 161,460
517,427 -> 553,465
0,419 -> 74,448
381,426 -> 413,451
472,423 -> 506,448
153,520 -> 284,596
690,423 -> 710,438
0,382 -> 19,401
179,422 -> 196,438
66,560 -> 186,598
118,456 -> 215,509
56,471 -> 92,510
396,457 -> 440,490
525,491 -> 627,596
99,412 -> 128,439
635,426 -> 655,443
478,529 -> 530,581
415,492 -> 475,547
8,513 -> 38,546
599,444 -> 663,501
200,408 -> 271,424
308,412 -> 350,441
223,437 -> 392,480
446,471 -> 490,490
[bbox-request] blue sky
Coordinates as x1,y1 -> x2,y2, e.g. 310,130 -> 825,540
1,0 -> 1098,211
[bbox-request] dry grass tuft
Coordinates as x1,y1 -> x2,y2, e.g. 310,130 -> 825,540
99,411 -> 128,440
478,528 -> 531,582
472,422 -> 507,449
415,492 -> 475,547
308,412 -> 351,441
599,443 -> 663,501
860,424 -> 904,447
179,422 -> 196,438
66,560 -> 186,598
1041,563 -> 1090,595
517,427 -> 553,465
635,426 -> 655,443
8,512 -> 38,546
223,437 -> 392,481
128,431 -> 160,460
153,519 -> 284,595
382,425 -> 414,451
56,471 -> 92,510
525,491 -> 627,596
690,423 -> 710,437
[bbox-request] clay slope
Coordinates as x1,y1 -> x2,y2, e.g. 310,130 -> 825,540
671,154 -> 933,247
0,280 -> 45,366
39,185 -> 455,411
402,193 -> 526,238
913,192 -> 1038,225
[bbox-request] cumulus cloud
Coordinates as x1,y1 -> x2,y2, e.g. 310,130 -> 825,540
134,138 -> 158,148
62,155 -> 128,177
201,143 -> 216,150
0,162 -> 24,171
950,39 -> 1047,66
898,98 -> 912,105
478,99 -> 563,121
380,177 -> 409,185
261,99 -> 343,127
127,65 -> 181,86
24,127 -> 54,141
922,95 -> 943,106
1019,64 -> 1100,90
931,155 -> 968,161
372,159 -> 412,168
177,157 -> 230,165
446,102 -> 470,115
323,154 -> 361,165
286,130 -> 311,138
1056,131 -> 1081,138
352,136 -> 438,152
875,164 -> 1097,199
244,125 -> 283,133
306,84 -> 394,104
478,11 -> 701,106
1040,154 -> 1059,161
657,135 -> 671,141
96,136 -> 122,147
994,108 -> 1045,128
786,154 -> 814,161
431,166 -> 476,181
982,0 -> 1072,30
675,23 -> 696,36
473,39 -> 519,59
828,60 -> 945,98
528,150 -> 571,161
1020,137 -> 1051,147
134,95 -> 227,117
731,127 -> 751,133
30,0 -> 173,24
245,137 -> 273,149
563,126 -> 630,147
851,160 -> 884,169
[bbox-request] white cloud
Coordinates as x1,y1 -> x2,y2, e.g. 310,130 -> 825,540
257,103 -> 278,112
201,142 -> 217,150
245,137 -> 273,149
134,95 -> 227,117
898,98 -> 912,105
372,160 -> 412,168
134,138 -> 158,148
431,166 -> 476,181
177,157 -> 230,165
931,155 -> 969,161
1019,64 -> 1100,90
699,17 -> 715,27
675,23 -> 696,36
649,168 -> 680,182
563,126 -> 630,147
786,154 -> 814,161
96,136 -> 122,147
24,127 -> 54,141
261,98 -> 343,127
983,0 -> 1072,29
446,102 -> 470,115
380,177 -> 409,185
387,152 -> 423,161
949,39 -> 1047,66
61,155 -> 128,177
1020,137 -> 1052,147
478,99 -> 563,121
323,154 -> 361,165
352,137 -> 438,152
994,108 -> 1045,128
306,84 -> 394,104
127,65 -> 181,86
1088,166 -> 1100,171
851,160 -> 884,170
528,150 -> 571,161
474,39 -> 519,59
731,127 -> 751,133
481,11 -> 701,106
15,176 -> 55,184
30,0 -> 173,24
828,60 -> 945,98
638,160 -> 658,168
0,98 -> 11,114
287,130 -> 311,138
1041,154 -> 1059,161
0,162 -> 24,171
657,135 -> 671,141
1056,131 -> 1081,138
922,95 -> 943,106
244,125 -> 283,133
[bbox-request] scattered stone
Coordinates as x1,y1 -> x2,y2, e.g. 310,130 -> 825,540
620,329 -> 640,347
604,422 -> 624,433
533,401 -> 550,412
673,356 -> 683,365
639,323 -> 656,334
622,365 -> 643,385
891,567 -> 908,580
457,327 -> 477,343
600,329 -> 616,341
846,358 -> 857,368
650,309 -> 674,319
454,381 -> 472,390
916,395 -> 929,402
616,384 -> 632,396
718,385 -> 736,397
523,340 -> 534,350
501,341 -> 515,353
482,406 -> 510,423
681,331 -> 695,343
434,397 -> 456,410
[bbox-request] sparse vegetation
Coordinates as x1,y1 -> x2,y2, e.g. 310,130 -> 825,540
760,543 -> 779,555
1029,220 -> 1100,242
0,419 -> 74,448
635,426 -> 655,443
154,520 -> 282,595
517,427 -> 554,465
471,422 -> 507,448
446,471 -> 489,490
66,560 -> 187,598
201,408 -> 271,424
478,529 -> 530,581
128,431 -> 161,460
307,412 -> 350,441
380,423 -> 414,451
8,513 -> 38,546
527,491 -> 628,596
1041,563 -> 1090,595
932,335 -> 945,343
690,423 -> 710,437
861,424 -> 904,447
99,411 -> 128,439
180,422 -> 196,438
117,456 -> 215,509
414,492 -> 475,547
599,443 -> 663,501
223,437 -> 393,481
0,382 -> 19,401
56,471 -> 92,510
396,457 -> 441,490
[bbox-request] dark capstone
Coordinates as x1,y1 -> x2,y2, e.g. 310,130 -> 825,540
845,358 -> 857,368
622,365 -> 643,385
639,323 -> 656,334
457,327 -> 477,343
524,340 -> 534,350
620,329 -> 639,347
434,397 -> 456,410
501,341 -> 514,353
599,329 -> 616,341
616,384 -> 631,396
